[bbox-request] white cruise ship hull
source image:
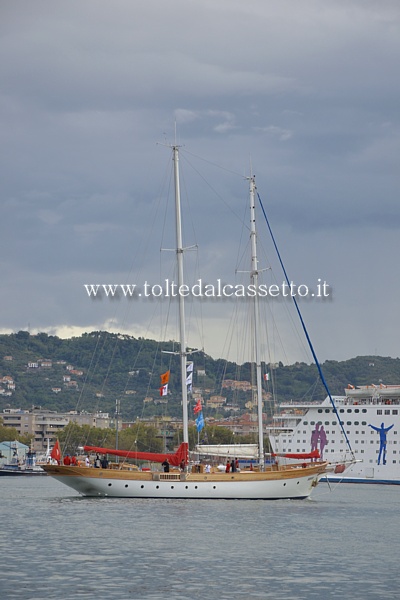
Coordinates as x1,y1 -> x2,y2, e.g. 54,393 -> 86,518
269,386 -> 400,485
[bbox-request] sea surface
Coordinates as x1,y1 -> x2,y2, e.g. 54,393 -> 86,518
0,476 -> 398,600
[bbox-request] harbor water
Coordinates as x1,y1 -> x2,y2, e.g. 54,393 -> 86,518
0,476 -> 398,599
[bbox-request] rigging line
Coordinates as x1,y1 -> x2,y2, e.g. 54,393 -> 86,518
182,148 -> 245,179
179,151 -> 249,230
257,191 -> 355,458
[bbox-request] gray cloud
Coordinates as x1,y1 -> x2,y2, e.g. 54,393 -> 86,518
1,0 -> 399,364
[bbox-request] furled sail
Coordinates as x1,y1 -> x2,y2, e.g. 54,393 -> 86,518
271,450 -> 321,460
194,444 -> 259,459
84,442 -> 188,467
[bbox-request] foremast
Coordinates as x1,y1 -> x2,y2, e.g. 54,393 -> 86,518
172,145 -> 189,447
249,175 -> 265,471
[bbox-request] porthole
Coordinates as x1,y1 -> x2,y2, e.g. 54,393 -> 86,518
297,481 -> 300,485
213,486 -> 216,489
283,483 -> 287,486
141,485 -> 144,489
108,483 -> 112,487
124,484 -> 128,488
156,485 -> 159,489
171,486 -> 174,489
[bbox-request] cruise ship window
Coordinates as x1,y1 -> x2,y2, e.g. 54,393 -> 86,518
347,409 -> 352,413
310,421 -> 315,425
362,421 -> 367,425
377,410 -> 382,415
346,421 -> 352,425
354,421 -> 359,425
384,410 -> 390,415
324,421 -> 329,425
339,409 -> 344,413
325,409 -> 330,413
318,409 -> 323,413
362,409 -> 367,413
332,421 -> 337,425
354,409 -> 359,413
303,421 -> 308,425
393,410 -> 398,415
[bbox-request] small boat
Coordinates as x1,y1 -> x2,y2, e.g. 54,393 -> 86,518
0,444 -> 47,476
44,144 -> 331,498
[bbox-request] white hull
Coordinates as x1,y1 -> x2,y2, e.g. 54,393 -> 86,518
44,465 -> 326,499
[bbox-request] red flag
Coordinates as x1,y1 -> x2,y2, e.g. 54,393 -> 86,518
160,370 -> 170,385
193,399 -> 202,414
51,439 -> 61,463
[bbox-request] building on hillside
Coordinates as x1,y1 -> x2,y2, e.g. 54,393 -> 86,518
2,408 -> 110,452
206,395 -> 227,409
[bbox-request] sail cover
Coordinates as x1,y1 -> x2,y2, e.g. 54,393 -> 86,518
271,450 -> 321,460
84,442 -> 188,467
194,444 -> 259,459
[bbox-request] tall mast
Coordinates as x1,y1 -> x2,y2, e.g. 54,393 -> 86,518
249,175 -> 265,470
172,145 -> 188,445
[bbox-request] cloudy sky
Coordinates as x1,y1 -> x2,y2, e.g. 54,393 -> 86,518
1,0 -> 399,366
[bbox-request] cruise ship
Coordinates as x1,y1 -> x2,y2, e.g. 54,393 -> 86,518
268,384 -> 400,484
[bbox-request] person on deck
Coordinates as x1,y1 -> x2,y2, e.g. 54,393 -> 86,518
85,455 -> 91,467
94,454 -> 101,468
63,455 -> 71,466
225,461 -> 231,473
162,459 -> 170,473
101,455 -> 109,469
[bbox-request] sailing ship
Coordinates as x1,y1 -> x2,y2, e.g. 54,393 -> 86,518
43,144 -> 330,498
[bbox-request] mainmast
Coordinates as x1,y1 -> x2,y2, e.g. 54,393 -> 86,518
172,145 -> 189,445
249,175 -> 265,470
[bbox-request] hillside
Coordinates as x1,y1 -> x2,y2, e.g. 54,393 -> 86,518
1,331 -> 400,421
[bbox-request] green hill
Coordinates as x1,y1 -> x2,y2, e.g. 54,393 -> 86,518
1,331 -> 400,421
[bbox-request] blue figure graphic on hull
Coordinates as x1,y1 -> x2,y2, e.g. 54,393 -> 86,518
368,422 -> 394,465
